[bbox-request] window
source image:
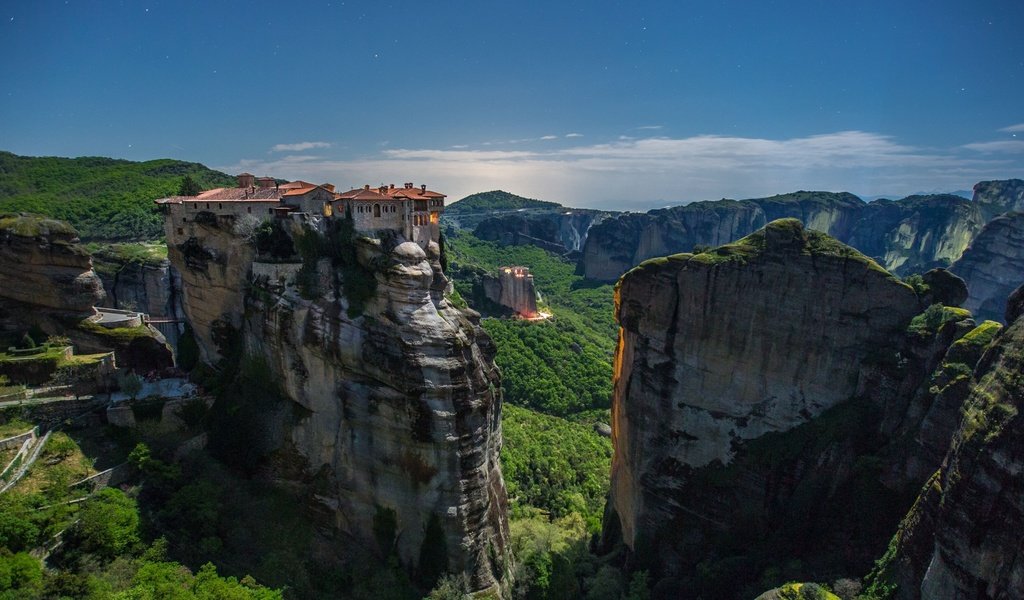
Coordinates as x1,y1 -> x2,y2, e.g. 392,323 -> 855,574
218,203 -> 223,210
247,206 -> 252,214
206,203 -> 210,209
374,204 -> 381,218
177,228 -> 184,235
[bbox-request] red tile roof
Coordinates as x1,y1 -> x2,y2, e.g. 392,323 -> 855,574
337,184 -> 446,201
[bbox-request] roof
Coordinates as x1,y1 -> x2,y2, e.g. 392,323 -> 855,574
337,183 -> 446,201
194,187 -> 284,201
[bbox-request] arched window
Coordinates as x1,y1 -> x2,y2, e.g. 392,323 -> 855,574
374,204 -> 381,218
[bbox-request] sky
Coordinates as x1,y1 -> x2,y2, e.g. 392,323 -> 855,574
1,0 -> 1023,210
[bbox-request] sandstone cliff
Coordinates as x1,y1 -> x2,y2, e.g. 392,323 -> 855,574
0,213 -> 105,314
865,289 -> 1024,599
951,212 -> 1024,323
165,215 -> 510,593
580,192 -> 985,282
973,178 -> 1024,221
472,209 -> 612,255
603,220 -> 982,597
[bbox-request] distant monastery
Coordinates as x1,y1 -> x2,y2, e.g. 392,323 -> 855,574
156,173 -> 446,246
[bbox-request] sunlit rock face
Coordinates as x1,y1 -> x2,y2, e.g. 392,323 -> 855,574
601,220 -> 986,593
483,266 -> 538,317
951,212 -> 1024,323
165,216 -> 510,594
0,215 -> 105,314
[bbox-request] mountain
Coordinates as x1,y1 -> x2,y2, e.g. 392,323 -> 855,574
580,190 -> 988,281
445,190 -> 561,214
0,151 -> 235,240
602,219 -> 1005,597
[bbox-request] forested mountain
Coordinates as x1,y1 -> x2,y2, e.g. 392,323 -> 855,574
0,151 -> 235,240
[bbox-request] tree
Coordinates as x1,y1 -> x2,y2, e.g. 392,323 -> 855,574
178,175 -> 202,196
119,372 -> 144,400
75,488 -> 140,558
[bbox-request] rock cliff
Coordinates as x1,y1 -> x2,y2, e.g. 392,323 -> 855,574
973,178 -> 1024,221
865,291 -> 1024,599
580,192 -> 985,282
603,220 -> 984,597
951,212 -> 1024,323
473,209 -> 612,255
0,213 -> 105,314
165,215 -> 510,593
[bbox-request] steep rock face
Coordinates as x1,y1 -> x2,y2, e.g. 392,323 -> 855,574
581,199 -> 768,282
96,259 -> 182,319
602,220 -> 985,596
473,209 -> 610,254
950,212 -> 1024,323
973,178 -> 1024,221
482,266 -> 538,317
165,217 -> 510,593
846,195 -> 984,276
869,308 -> 1024,600
581,192 -> 985,282
0,214 -> 105,314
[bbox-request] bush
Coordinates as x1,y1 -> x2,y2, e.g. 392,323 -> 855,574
75,488 -> 141,558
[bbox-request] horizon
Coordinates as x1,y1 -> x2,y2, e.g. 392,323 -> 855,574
2,1 -> 1023,211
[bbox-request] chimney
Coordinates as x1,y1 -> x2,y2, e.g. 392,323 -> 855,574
237,173 -> 255,188
322,183 -> 335,193
405,182 -> 413,189
421,184 -> 427,193
389,183 -> 395,189
364,184 -> 370,190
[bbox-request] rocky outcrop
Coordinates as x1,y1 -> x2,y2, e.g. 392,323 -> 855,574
473,209 -> 611,255
580,192 -> 985,282
603,220 -> 985,597
165,215 -> 510,593
483,266 -> 538,317
846,195 -> 984,276
95,257 -> 182,319
973,178 -> 1024,221
866,303 -> 1024,599
0,214 -> 104,314
950,212 -> 1024,323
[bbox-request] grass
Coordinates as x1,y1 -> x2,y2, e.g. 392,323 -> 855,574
0,212 -> 80,238
10,432 -> 97,496
78,319 -> 153,344
88,241 -> 169,275
0,419 -> 36,439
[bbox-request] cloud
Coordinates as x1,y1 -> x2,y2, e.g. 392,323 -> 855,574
636,125 -> 663,130
540,135 -> 558,140
270,141 -> 332,152
963,140 -> 1024,153
565,133 -> 584,138
998,123 -> 1024,133
220,130 -> 1021,211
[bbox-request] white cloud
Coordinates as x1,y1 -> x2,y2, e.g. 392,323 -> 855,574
998,123 -> 1024,133
219,130 -> 1020,211
565,133 -> 584,138
963,140 -> 1024,153
270,141 -> 332,152
540,135 -> 558,140
636,125 -> 663,130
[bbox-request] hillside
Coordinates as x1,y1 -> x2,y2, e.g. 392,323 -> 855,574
0,151 -> 235,240
446,190 -> 562,214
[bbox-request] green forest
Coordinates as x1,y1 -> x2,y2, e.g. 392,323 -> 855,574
0,152 -> 234,241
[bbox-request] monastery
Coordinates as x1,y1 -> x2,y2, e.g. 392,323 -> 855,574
156,173 -> 446,246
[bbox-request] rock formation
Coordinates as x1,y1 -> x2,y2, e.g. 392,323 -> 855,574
473,209 -> 611,255
603,219 -> 986,597
0,213 -> 105,314
164,214 -> 510,593
951,212 -> 1024,323
94,256 -> 183,320
483,266 -> 538,318
580,191 -> 986,282
865,289 -> 1024,599
973,178 -> 1024,221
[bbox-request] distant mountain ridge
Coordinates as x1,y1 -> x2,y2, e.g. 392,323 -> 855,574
0,151 -> 235,240
446,190 -> 562,213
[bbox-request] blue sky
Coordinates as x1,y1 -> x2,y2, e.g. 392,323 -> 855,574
2,0 -> 1022,209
